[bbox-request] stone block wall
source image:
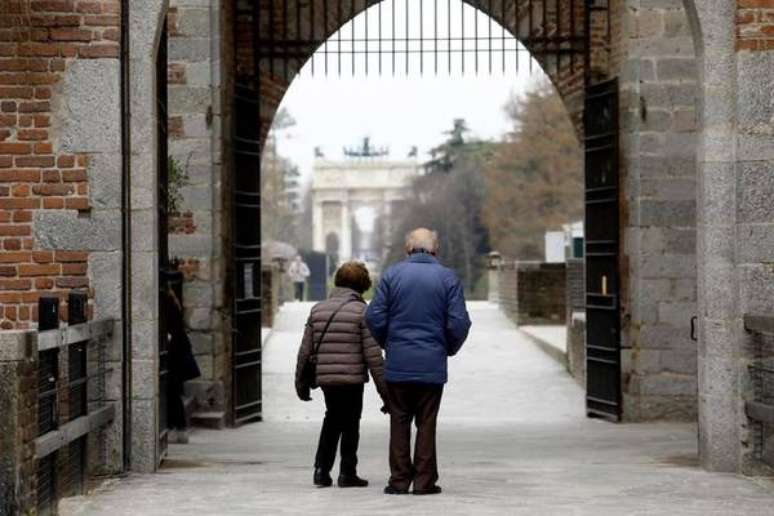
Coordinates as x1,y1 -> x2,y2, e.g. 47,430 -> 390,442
499,262 -> 567,326
613,0 -> 700,421
166,0 -> 227,385
0,1 -> 122,330
733,0 -> 774,474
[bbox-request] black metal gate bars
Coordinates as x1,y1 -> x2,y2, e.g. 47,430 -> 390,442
248,0 -> 600,80
583,78 -> 620,420
156,20 -> 171,453
230,0 -> 615,424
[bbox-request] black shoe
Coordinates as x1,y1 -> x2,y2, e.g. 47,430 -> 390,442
338,474 -> 369,488
383,484 -> 409,495
412,485 -> 443,495
313,468 -> 332,487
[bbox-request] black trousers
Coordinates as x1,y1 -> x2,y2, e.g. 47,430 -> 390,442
167,376 -> 186,430
387,382 -> 444,491
315,384 -> 364,475
294,282 -> 305,301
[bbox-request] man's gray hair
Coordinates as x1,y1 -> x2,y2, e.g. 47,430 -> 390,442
405,228 -> 440,254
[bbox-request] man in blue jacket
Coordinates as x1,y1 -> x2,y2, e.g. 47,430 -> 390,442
365,227 -> 471,495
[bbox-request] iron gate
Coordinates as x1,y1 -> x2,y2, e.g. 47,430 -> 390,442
230,79 -> 263,425
231,1 -> 264,424
583,77 -> 620,421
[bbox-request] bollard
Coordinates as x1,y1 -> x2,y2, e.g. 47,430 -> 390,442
68,290 -> 88,325
38,296 -> 60,331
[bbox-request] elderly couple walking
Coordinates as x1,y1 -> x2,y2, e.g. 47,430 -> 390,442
295,228 -> 472,495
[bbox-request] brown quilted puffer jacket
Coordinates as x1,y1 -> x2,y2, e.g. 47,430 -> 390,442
295,287 -> 387,402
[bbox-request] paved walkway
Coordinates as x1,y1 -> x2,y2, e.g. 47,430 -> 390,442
63,302 -> 774,515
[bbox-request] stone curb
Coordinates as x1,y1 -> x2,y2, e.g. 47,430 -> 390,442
518,328 -> 568,368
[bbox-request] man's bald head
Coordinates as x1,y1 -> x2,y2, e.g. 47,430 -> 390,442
405,228 -> 440,256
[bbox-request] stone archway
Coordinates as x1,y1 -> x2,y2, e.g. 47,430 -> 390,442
226,0 -> 705,424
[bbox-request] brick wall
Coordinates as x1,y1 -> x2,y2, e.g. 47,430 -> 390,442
737,0 -> 774,51
0,1 -> 121,329
499,261 -> 567,326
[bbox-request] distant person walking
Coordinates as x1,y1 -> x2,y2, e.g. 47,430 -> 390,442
287,254 -> 311,301
295,262 -> 389,488
365,228 -> 471,495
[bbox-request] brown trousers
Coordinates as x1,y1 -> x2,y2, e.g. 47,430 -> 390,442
387,382 -> 444,491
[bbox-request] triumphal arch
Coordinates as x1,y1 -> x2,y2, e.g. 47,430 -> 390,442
311,139 -> 419,267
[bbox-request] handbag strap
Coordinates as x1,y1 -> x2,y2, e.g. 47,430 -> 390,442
312,298 -> 353,356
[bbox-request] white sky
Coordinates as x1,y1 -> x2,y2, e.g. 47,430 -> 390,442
271,0 -> 549,185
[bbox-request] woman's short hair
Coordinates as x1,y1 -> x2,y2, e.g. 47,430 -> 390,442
334,261 -> 372,294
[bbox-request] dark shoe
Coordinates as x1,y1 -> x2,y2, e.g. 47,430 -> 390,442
383,484 -> 409,495
313,468 -> 332,488
338,474 -> 369,488
413,485 -> 443,495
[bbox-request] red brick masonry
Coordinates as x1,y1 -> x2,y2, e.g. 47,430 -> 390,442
737,0 -> 774,51
0,1 -> 121,328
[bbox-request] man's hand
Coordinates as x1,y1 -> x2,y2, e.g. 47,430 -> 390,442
296,384 -> 312,402
380,404 -> 390,415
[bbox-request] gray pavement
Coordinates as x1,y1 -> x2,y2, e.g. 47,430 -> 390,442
62,301 -> 774,516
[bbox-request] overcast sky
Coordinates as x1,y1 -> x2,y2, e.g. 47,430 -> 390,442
271,0 -> 548,185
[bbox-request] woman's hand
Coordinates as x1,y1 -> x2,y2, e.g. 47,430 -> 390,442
296,384 -> 312,402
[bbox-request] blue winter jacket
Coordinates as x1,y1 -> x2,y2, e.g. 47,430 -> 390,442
365,252 -> 471,384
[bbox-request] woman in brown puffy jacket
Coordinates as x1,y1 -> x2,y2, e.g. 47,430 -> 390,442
295,261 -> 389,489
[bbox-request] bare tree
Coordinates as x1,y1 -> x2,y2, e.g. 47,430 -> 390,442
261,108 -> 304,247
480,79 -> 583,259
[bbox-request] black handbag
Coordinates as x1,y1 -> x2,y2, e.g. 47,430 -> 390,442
300,299 -> 351,389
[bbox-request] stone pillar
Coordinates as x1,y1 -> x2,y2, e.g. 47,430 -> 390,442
129,0 -> 169,473
690,0 -> 739,473
313,200 -> 324,253
340,195 -> 352,262
488,268 -> 499,303
0,332 -> 36,515
381,192 -> 391,253
727,7 -> 774,474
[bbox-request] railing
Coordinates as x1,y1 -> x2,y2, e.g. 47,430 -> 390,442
744,315 -> 774,469
33,295 -> 115,515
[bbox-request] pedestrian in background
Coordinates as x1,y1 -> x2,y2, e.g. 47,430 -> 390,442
366,228 -> 471,495
165,286 -> 201,444
295,261 -> 389,488
287,254 -> 311,301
